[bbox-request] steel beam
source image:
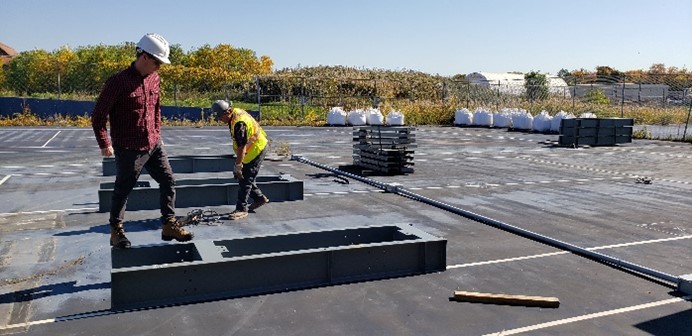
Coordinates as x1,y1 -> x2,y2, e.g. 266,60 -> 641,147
98,175 -> 303,212
111,224 -> 447,309
294,155 -> 692,295
102,154 -> 236,176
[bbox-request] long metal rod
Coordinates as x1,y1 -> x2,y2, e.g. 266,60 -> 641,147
293,155 -> 680,284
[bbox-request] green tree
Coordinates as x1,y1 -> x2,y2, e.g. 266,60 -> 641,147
596,66 -> 623,83
524,71 -> 548,101
583,88 -> 610,105
0,64 -> 6,91
179,44 -> 273,93
648,63 -> 666,75
68,43 -> 133,94
5,49 -> 55,95
557,68 -> 570,78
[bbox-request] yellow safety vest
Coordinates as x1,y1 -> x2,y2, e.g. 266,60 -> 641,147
230,108 -> 268,164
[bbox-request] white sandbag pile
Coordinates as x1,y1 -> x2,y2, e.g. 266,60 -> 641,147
473,108 -> 493,126
386,110 -> 405,125
327,106 -> 347,125
454,108 -> 473,125
579,112 -> 597,118
340,107 -> 404,126
532,110 -> 553,132
550,110 -> 575,132
450,106 -> 575,134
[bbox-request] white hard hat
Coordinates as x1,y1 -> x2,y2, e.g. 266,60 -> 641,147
211,100 -> 232,119
136,33 -> 171,64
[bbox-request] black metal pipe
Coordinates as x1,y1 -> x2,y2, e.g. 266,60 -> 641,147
293,155 -> 680,284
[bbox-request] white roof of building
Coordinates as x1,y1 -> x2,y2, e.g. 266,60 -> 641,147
467,72 -> 567,86
466,72 -> 569,96
467,72 -> 525,83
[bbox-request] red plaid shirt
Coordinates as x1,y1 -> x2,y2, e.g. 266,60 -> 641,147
91,63 -> 162,151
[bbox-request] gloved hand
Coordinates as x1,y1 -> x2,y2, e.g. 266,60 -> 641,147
233,163 -> 244,180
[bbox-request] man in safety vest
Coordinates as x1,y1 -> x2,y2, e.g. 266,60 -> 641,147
212,100 -> 270,220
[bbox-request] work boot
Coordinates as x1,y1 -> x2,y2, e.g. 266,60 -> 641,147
229,209 -> 248,220
161,217 -> 194,242
248,196 -> 269,212
110,223 -> 131,249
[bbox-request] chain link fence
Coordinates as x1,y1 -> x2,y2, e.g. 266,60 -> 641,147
1,63 -> 691,140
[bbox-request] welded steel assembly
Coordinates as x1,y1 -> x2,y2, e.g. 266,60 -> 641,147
102,154 -> 237,176
110,224 -> 447,309
98,175 -> 303,212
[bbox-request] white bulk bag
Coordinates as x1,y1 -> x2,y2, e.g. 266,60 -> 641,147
347,109 -> 367,126
532,111 -> 553,132
493,111 -> 513,128
386,110 -> 405,125
366,108 -> 384,125
551,110 -> 575,132
326,106 -> 347,125
511,110 -> 533,130
454,108 -> 473,125
473,108 -> 493,126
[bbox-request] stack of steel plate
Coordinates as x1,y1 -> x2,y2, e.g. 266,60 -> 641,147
559,118 -> 633,147
352,125 -> 415,174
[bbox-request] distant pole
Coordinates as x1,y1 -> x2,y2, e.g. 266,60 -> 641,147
620,81 -> 625,118
256,76 -> 261,114
339,79 -> 343,106
571,77 -> 576,111
373,79 -> 378,108
496,80 -> 500,111
683,98 -> 691,141
300,77 -> 305,119
56,61 -> 61,100
638,82 -> 642,105
466,82 -> 470,107
174,82 -> 178,107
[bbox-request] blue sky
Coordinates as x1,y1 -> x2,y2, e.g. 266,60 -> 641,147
2,0 -> 690,76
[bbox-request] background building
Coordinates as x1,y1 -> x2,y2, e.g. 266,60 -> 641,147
466,72 -> 571,97
0,42 -> 18,65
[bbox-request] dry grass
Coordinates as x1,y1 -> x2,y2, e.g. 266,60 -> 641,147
2,103 -> 690,142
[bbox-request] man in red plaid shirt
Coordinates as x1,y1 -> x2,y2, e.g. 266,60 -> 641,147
91,33 -> 193,248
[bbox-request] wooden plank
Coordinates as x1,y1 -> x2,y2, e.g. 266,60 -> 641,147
452,290 -> 560,308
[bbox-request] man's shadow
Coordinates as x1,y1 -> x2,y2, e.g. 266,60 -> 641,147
53,218 -> 162,237
0,281 -> 109,304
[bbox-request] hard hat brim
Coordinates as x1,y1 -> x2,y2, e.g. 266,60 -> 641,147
152,54 -> 171,64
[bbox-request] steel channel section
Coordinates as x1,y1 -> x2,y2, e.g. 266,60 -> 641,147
110,224 -> 447,309
98,175 -> 303,212
292,155 -> 692,294
102,155 -> 236,176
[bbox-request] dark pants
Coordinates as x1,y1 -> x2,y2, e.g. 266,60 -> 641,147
110,141 -> 176,226
236,149 -> 267,211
